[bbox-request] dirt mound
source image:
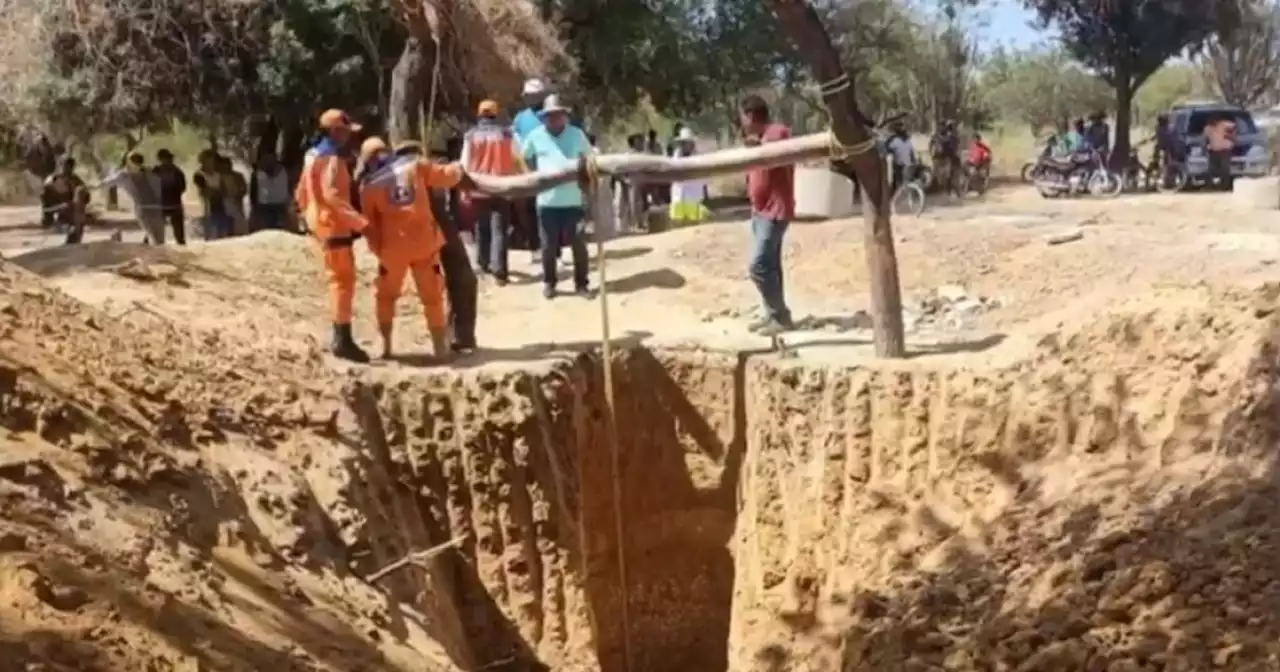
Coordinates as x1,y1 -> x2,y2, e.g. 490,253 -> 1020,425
730,284 -> 1280,670
0,260 -> 461,671
7,235 -> 1280,672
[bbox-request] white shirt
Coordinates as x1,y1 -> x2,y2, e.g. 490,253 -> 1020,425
254,168 -> 290,205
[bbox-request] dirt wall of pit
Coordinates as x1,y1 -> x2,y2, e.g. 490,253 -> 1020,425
328,287 -> 1280,672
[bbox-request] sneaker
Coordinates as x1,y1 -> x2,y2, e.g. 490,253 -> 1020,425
494,275 -> 509,287
543,285 -> 557,300
748,316 -> 795,335
575,285 -> 594,299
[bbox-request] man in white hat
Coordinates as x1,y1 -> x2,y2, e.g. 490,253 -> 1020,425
520,93 -> 594,299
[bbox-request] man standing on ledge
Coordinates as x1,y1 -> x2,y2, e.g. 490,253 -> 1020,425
296,109 -> 370,363
739,94 -> 796,335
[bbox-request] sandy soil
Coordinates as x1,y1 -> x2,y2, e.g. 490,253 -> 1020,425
2,185 -> 1280,671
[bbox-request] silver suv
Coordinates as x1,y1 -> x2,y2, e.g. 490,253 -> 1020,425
1170,102 -> 1269,179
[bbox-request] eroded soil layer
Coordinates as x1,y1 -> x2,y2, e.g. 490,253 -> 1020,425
6,250 -> 1280,672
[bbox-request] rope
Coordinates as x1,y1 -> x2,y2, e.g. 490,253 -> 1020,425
816,73 -> 878,162
583,153 -> 633,672
422,35 -> 443,149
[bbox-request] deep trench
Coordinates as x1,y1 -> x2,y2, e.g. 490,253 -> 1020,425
338,322 -> 1280,672
346,347 -> 748,672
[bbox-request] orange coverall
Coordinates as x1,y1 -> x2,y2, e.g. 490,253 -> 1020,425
358,156 -> 463,333
295,139 -> 368,324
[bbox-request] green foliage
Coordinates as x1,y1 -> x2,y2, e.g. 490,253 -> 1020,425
1021,0 -> 1236,90
982,47 -> 1111,133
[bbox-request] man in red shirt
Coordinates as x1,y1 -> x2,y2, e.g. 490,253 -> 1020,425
740,94 -> 796,333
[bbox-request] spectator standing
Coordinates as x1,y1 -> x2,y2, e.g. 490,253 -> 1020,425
739,94 -> 796,334
884,121 -> 916,194
461,99 -> 521,285
98,152 -> 167,244
194,150 -> 232,240
152,149 -> 187,244
668,127 -> 709,227
250,150 -> 291,231
513,77 -> 549,266
520,94 -> 593,299
218,156 -> 249,236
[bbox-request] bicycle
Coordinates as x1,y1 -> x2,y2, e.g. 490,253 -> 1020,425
891,165 -> 928,216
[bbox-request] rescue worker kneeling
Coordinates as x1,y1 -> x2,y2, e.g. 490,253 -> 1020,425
357,136 -> 470,361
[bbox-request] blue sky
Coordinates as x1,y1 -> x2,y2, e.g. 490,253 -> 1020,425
976,0 -> 1052,49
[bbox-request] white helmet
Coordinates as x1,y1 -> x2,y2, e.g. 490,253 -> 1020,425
522,78 -> 547,96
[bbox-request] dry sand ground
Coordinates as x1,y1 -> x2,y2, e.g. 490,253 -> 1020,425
2,187 -> 1280,670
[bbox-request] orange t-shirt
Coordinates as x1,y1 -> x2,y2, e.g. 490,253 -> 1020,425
358,156 -> 463,262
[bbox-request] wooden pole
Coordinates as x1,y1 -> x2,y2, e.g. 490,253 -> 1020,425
465,131 -> 833,200
766,0 -> 907,358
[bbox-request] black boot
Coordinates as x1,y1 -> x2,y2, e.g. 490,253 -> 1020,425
330,323 -> 370,363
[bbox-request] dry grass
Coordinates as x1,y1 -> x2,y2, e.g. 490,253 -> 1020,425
446,0 -> 574,101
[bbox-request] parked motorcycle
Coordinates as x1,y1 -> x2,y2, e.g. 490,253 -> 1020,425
1034,149 -> 1123,199
1021,141 -> 1055,184
961,159 -> 991,195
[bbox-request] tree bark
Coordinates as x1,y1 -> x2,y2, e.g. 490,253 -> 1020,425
388,36 -> 429,145
1111,74 -> 1133,173
766,0 -> 905,358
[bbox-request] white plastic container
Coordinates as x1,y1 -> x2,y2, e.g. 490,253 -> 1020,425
793,166 -> 856,219
1231,175 -> 1280,209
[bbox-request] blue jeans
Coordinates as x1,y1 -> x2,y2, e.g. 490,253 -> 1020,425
537,206 -> 589,289
473,197 -> 510,279
205,211 -> 234,240
749,215 -> 791,323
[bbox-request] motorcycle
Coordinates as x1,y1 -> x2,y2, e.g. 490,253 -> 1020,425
1020,141 -> 1055,183
961,158 -> 991,195
1033,148 -> 1123,199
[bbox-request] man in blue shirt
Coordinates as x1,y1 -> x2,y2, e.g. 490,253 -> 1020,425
512,77 -> 548,264
521,94 -> 592,299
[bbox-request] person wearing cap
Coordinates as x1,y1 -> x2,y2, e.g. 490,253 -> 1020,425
96,152 -> 167,244
356,136 -> 471,361
152,149 -> 187,244
460,99 -> 520,285
513,77 -> 549,265
393,139 -> 481,353
520,93 -> 594,299
668,128 -> 710,227
295,108 -> 373,363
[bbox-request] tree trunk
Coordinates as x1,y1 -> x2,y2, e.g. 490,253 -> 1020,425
766,0 -> 905,358
255,117 -> 281,162
1112,75 -> 1134,173
388,36 -> 429,145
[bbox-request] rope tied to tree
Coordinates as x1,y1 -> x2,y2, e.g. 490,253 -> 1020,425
579,151 -> 634,672
817,73 -> 878,161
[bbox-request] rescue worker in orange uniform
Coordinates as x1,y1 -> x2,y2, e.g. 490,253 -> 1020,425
357,136 -> 472,361
296,109 -> 371,363
460,99 -> 522,285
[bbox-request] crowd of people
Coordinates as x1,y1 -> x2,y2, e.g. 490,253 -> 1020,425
39,146 -> 295,245
296,82 -> 800,365
36,77 -> 804,366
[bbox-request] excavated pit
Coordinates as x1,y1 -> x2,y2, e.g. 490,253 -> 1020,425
6,244 -> 1280,670
337,286 -> 1280,671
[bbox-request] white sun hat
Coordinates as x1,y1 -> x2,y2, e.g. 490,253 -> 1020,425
540,94 -> 571,115
678,127 -> 695,141
522,78 -> 547,95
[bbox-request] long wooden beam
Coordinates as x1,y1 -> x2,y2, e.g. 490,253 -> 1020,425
464,131 -> 834,200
